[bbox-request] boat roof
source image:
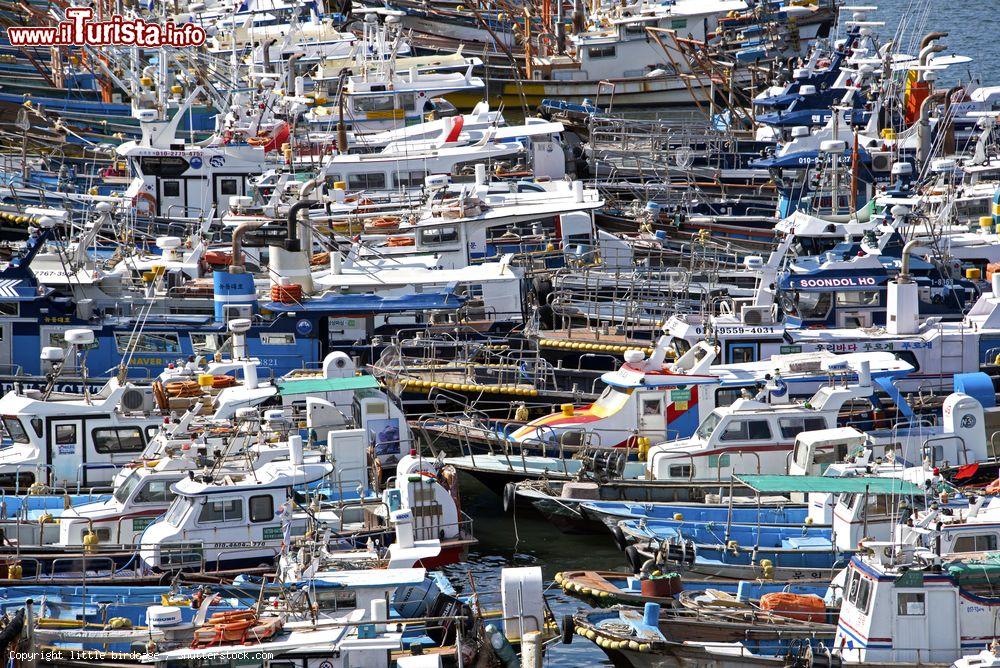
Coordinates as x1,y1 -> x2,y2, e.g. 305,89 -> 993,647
308,567 -> 427,589
277,375 -> 379,397
601,350 -> 912,389
734,474 -> 925,496
172,461 -> 331,495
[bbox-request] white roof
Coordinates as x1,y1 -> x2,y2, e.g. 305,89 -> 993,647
795,427 -> 867,446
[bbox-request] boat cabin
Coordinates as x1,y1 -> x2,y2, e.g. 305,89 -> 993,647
645,369 -> 898,482
140,449 -> 331,571
835,551 -> 1000,664
0,376 -> 164,489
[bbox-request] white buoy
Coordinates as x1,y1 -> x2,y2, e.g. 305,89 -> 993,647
288,434 -> 303,467
242,361 -> 259,390
371,598 -> 387,632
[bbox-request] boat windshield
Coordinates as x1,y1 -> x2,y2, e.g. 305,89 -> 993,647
695,411 -> 723,440
592,386 -> 631,415
0,416 -> 29,444
113,471 -> 141,505
165,497 -> 192,527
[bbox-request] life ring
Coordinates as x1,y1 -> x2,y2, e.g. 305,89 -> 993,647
165,380 -> 202,398
212,375 -> 237,389
386,236 -> 414,247
152,381 -> 168,410
133,191 -> 157,216
247,136 -> 268,147
369,216 -> 400,229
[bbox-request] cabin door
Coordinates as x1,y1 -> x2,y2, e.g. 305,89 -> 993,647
637,392 -> 666,440
925,589 -> 959,662
213,174 -> 245,216
157,178 -> 188,218
891,590 -> 928,663
49,418 -> 84,488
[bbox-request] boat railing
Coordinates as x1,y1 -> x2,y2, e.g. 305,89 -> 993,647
921,433 -> 970,467
73,463 -> 122,494
647,449 -> 761,483
49,555 -> 118,579
13,464 -> 55,495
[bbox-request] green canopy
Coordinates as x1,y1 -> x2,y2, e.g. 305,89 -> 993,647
733,474 -> 925,496
277,375 -> 379,396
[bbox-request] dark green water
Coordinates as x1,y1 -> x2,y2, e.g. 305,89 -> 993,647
444,474 -> 622,666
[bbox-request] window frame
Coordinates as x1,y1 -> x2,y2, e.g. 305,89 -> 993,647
249,495 -> 275,523
587,45 -> 617,59
92,426 -> 146,454
197,498 -> 244,525
55,424 -> 77,445
161,180 -> 182,198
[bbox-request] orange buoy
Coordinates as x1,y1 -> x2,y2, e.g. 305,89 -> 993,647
270,283 -> 303,303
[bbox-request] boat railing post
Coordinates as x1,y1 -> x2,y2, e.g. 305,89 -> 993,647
521,630 -> 543,668
725,476 -> 735,546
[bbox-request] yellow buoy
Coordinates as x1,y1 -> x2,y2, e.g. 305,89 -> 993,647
83,530 -> 99,552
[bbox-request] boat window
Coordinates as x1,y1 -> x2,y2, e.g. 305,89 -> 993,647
793,439 -> 811,469
190,333 -> 223,353
29,418 -> 42,438
139,156 -> 189,177
778,416 -> 828,439
851,573 -> 872,614
55,424 -> 77,445
861,493 -> 891,518
592,386 -> 632,415
0,303 -> 18,317
165,497 -> 192,527
162,181 -> 181,198
642,399 -> 662,416
114,471 -> 141,504
92,427 -> 145,454
623,23 -> 649,37
952,534 -> 998,553
835,291 -> 879,306
260,333 -> 296,345
588,45 -> 616,59
250,495 -> 274,523
795,292 -> 833,319
198,498 -> 243,524
114,332 -> 182,354
219,179 -> 239,196
348,173 -> 387,190
668,337 -> 691,357
714,388 -> 743,408
419,226 -> 460,245
395,171 -> 427,188
719,420 -> 772,441
695,411 -> 723,440
668,464 -> 692,478
0,417 -> 28,444
896,592 -> 925,616
355,94 -> 397,113
135,478 -> 176,504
